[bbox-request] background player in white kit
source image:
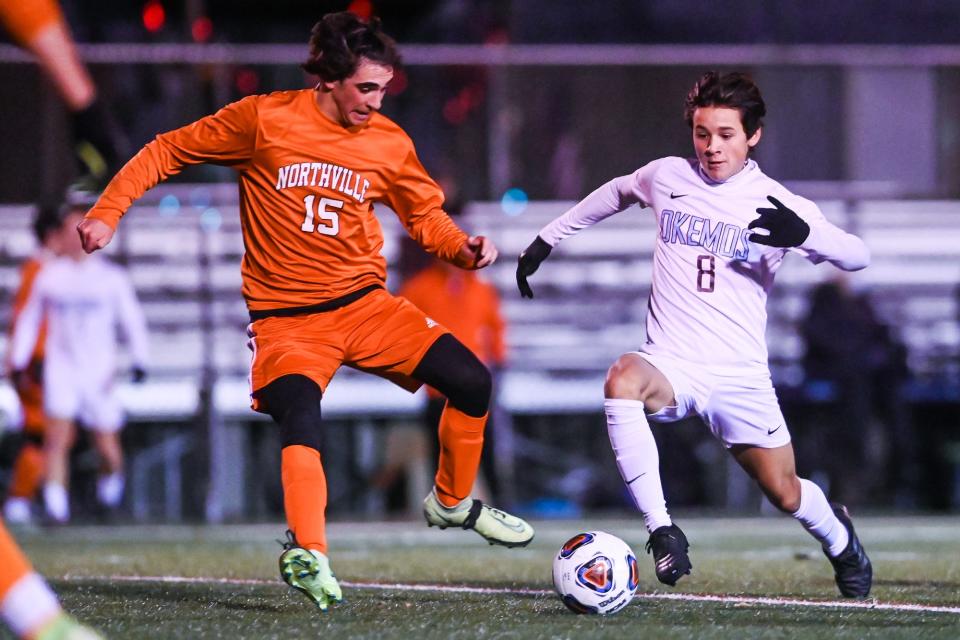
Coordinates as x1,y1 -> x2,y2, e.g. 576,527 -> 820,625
517,72 -> 873,598
9,206 -> 149,523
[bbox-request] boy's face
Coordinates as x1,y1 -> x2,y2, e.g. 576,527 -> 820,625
692,106 -> 761,182
323,58 -> 394,127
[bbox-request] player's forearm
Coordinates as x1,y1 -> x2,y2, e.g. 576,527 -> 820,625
87,133 -> 194,228
539,174 -> 638,247
406,209 -> 471,268
799,225 -> 871,271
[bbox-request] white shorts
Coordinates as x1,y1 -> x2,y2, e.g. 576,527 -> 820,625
636,351 -> 790,449
43,363 -> 124,433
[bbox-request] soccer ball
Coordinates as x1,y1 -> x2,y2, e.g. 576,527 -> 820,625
552,531 -> 639,615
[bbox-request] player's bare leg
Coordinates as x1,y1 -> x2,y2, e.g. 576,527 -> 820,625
27,20 -> 124,189
605,353 -> 691,585
41,417 -> 75,524
732,443 -> 872,597
28,21 -> 95,110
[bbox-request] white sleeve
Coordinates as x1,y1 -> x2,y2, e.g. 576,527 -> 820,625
113,271 -> 150,367
792,202 -> 871,271
539,161 -> 659,247
8,275 -> 46,370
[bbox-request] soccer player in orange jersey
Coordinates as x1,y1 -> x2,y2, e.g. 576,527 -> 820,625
3,209 -> 62,525
0,518 -> 102,638
399,260 -> 507,501
76,11 -> 533,611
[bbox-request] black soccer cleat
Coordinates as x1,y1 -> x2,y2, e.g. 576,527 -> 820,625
645,523 -> 692,586
825,503 -> 872,598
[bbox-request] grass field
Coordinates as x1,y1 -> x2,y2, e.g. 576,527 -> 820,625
7,515 -> 960,639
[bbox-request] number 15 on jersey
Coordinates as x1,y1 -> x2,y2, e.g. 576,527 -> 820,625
301,195 -> 342,236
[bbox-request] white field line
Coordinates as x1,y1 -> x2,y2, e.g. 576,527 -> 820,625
68,574 -> 960,616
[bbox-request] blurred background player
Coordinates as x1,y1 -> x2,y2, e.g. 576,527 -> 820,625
75,11 -> 533,612
395,257 -> 507,506
9,206 -> 149,524
0,518 -> 102,639
2,207 -> 64,524
517,71 -> 873,598
0,0 -> 125,194
800,276 -> 912,505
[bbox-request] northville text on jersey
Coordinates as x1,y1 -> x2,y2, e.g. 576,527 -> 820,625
275,161 -> 370,203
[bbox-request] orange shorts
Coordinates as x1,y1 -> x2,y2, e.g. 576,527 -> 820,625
0,0 -> 64,46
247,288 -> 448,413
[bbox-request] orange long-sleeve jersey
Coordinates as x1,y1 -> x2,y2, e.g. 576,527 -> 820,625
86,89 -> 470,311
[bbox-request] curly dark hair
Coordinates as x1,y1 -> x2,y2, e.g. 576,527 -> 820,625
683,71 -> 766,137
301,12 -> 401,82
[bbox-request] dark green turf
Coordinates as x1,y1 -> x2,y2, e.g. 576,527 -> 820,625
5,517 -> 959,639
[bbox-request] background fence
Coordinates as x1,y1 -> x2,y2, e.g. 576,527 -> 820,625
1,39 -> 960,521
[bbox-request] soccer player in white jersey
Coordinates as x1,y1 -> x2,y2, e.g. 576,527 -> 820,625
9,207 -> 149,523
517,71 -> 873,598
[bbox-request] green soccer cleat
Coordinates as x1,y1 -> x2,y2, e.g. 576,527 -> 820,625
35,613 -> 104,640
278,531 -> 343,612
422,489 -> 535,548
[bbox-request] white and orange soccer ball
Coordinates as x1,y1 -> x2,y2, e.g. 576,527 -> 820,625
552,531 -> 639,615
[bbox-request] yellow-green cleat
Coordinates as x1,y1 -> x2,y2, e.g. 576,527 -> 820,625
423,489 -> 534,548
279,531 -> 343,612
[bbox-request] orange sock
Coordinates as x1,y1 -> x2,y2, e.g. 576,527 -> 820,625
434,403 -> 486,507
8,443 -> 44,499
281,445 -> 328,554
0,520 -> 32,598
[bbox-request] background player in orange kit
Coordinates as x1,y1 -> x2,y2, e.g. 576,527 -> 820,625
399,259 -> 507,503
3,208 -> 63,525
76,11 -> 533,612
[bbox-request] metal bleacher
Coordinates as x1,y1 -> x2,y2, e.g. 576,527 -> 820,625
469,197 -> 960,392
1,189 -> 959,519
2,191 -> 959,414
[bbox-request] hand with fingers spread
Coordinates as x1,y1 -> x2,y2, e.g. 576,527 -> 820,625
458,235 -> 498,269
516,236 -> 552,299
748,195 -> 810,248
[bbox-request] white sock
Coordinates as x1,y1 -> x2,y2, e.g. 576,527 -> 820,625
0,573 -> 62,638
792,478 -> 849,557
604,399 -> 671,532
97,472 -> 125,508
3,497 -> 32,524
43,483 -> 70,523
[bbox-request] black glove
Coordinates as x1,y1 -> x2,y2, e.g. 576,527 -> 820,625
516,236 -> 552,299
131,366 -> 147,384
748,195 -> 810,248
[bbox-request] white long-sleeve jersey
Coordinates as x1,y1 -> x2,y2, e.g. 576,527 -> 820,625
539,157 -> 870,372
9,255 -> 149,381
